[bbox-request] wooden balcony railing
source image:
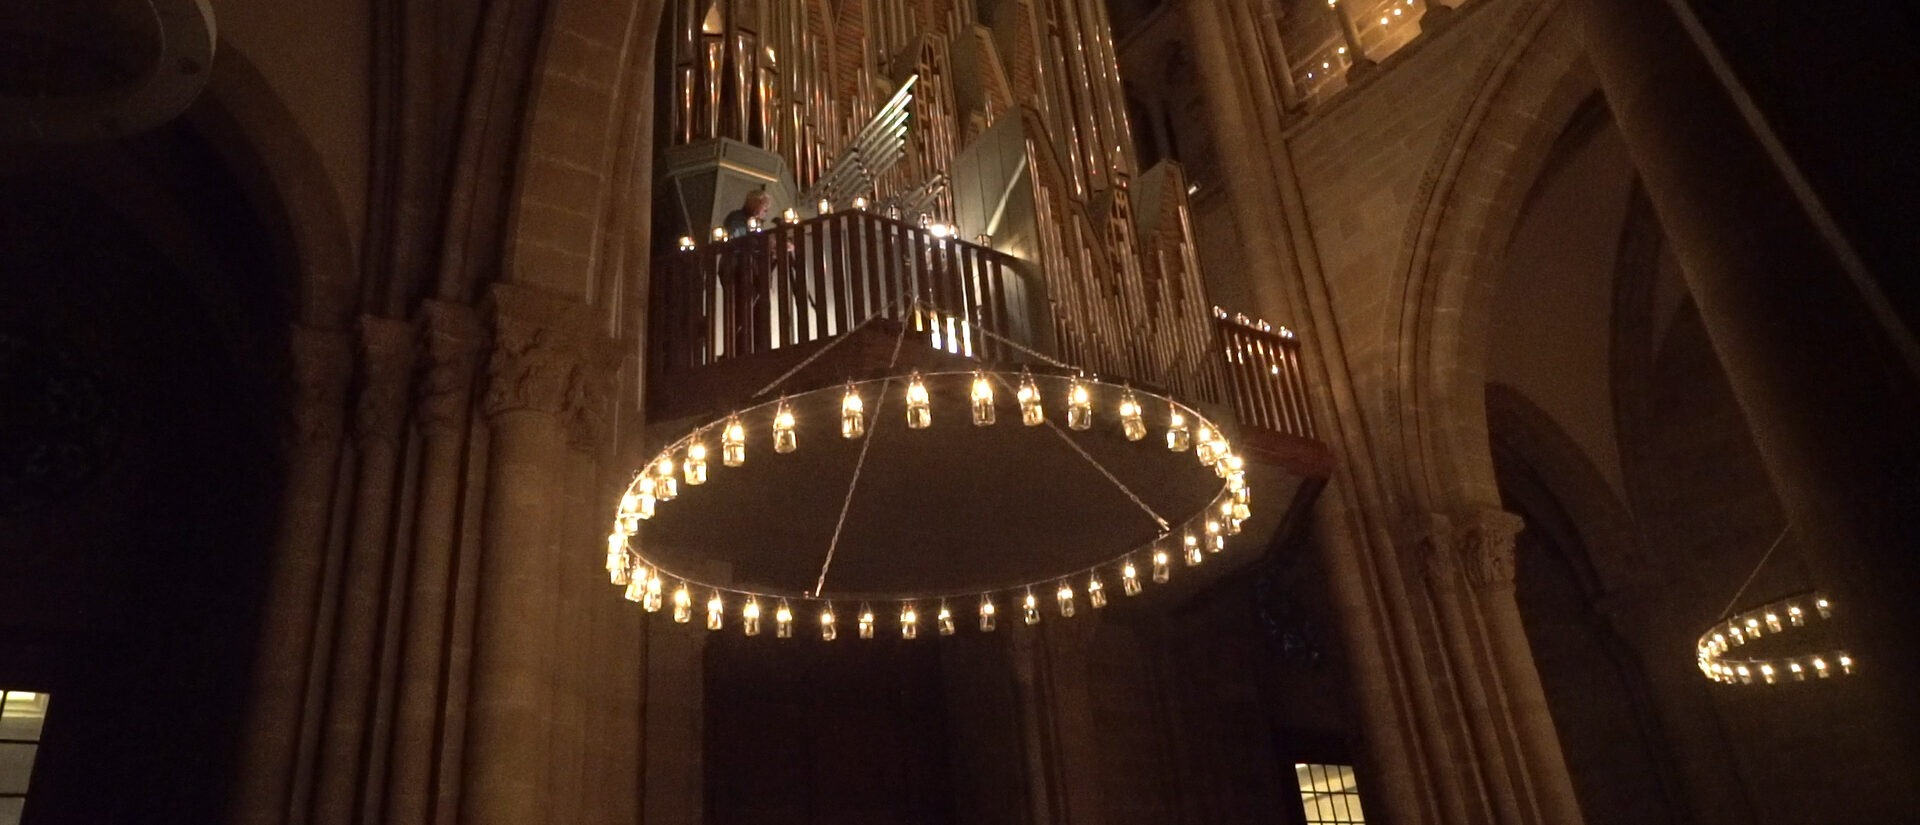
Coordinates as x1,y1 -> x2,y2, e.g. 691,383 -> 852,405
650,210 -> 1030,375
1216,311 -> 1317,440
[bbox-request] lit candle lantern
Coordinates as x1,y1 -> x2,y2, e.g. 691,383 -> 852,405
1167,404 -> 1192,451
1067,377 -> 1093,430
673,583 -> 693,623
773,398 -> 797,453
684,438 -> 709,485
906,371 -> 932,429
1018,372 -> 1045,426
841,383 -> 865,438
971,371 -> 996,426
722,414 -> 747,466
1119,389 -> 1145,441
901,603 -> 920,639
742,597 -> 761,636
653,456 -> 678,501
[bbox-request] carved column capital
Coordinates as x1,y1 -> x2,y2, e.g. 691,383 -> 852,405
565,342 -> 626,452
483,314 -> 581,419
417,301 -> 484,435
1457,509 -> 1526,589
481,285 -> 611,428
288,325 -> 354,447
354,316 -> 417,447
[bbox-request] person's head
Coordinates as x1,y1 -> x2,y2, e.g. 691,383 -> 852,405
744,190 -> 772,218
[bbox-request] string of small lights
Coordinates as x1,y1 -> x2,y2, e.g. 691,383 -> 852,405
604,367 -> 1252,639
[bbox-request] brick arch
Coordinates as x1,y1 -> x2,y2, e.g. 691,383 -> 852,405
502,0 -> 668,311
1383,0 -> 1597,518
189,48 -> 360,328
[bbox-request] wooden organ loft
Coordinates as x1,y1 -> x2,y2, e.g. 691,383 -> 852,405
649,0 -> 1332,551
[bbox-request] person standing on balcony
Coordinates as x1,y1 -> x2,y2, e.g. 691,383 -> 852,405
723,190 -> 773,238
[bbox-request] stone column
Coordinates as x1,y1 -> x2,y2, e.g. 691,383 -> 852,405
1179,1 -> 1443,821
1567,0 -> 1920,760
311,317 -> 415,825
1254,1 -> 1302,111
1418,522 -> 1527,825
1459,510 -> 1584,825
1326,0 -> 1374,72
384,302 -> 482,825
460,286 -> 588,825
232,326 -> 351,825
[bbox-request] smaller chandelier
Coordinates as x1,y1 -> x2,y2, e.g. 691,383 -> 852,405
1696,591 -> 1853,686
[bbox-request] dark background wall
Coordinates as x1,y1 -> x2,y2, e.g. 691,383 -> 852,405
0,127 -> 287,824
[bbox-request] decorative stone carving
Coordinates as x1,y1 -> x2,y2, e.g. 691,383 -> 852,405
1458,509 -> 1525,589
478,286 -> 625,451
354,317 -> 417,447
289,325 -> 353,447
483,317 -> 579,419
417,302 -> 483,435
566,343 -> 626,451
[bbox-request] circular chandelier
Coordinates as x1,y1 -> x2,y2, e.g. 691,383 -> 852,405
1696,590 -> 1853,686
604,324 -> 1253,639
1692,526 -> 1855,687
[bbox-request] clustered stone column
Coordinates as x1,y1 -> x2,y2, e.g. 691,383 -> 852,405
233,326 -> 351,825
462,285 -> 605,825
384,301 -> 482,825
311,317 -> 414,825
1179,0 -> 1595,821
1456,510 -> 1584,825
229,285 -> 637,825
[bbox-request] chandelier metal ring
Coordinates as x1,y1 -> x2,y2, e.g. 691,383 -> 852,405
605,368 -> 1254,638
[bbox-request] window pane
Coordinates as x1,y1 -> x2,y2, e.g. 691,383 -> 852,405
0,744 -> 36,796
1294,763 -> 1366,824
0,692 -> 47,742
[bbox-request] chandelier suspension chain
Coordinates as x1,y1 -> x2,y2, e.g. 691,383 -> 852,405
985,368 -> 1171,534
811,298 -> 918,596
748,295 -> 906,401
1718,523 -> 1792,622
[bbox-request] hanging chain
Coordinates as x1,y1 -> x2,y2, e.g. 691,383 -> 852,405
1719,524 -> 1792,621
985,370 -> 1172,534
812,298 -> 918,596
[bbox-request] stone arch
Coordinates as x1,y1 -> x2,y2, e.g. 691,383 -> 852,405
1486,383 -> 1688,825
186,47 -> 361,329
1383,0 -> 1597,518
1483,383 -> 1641,595
502,0 -> 669,316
